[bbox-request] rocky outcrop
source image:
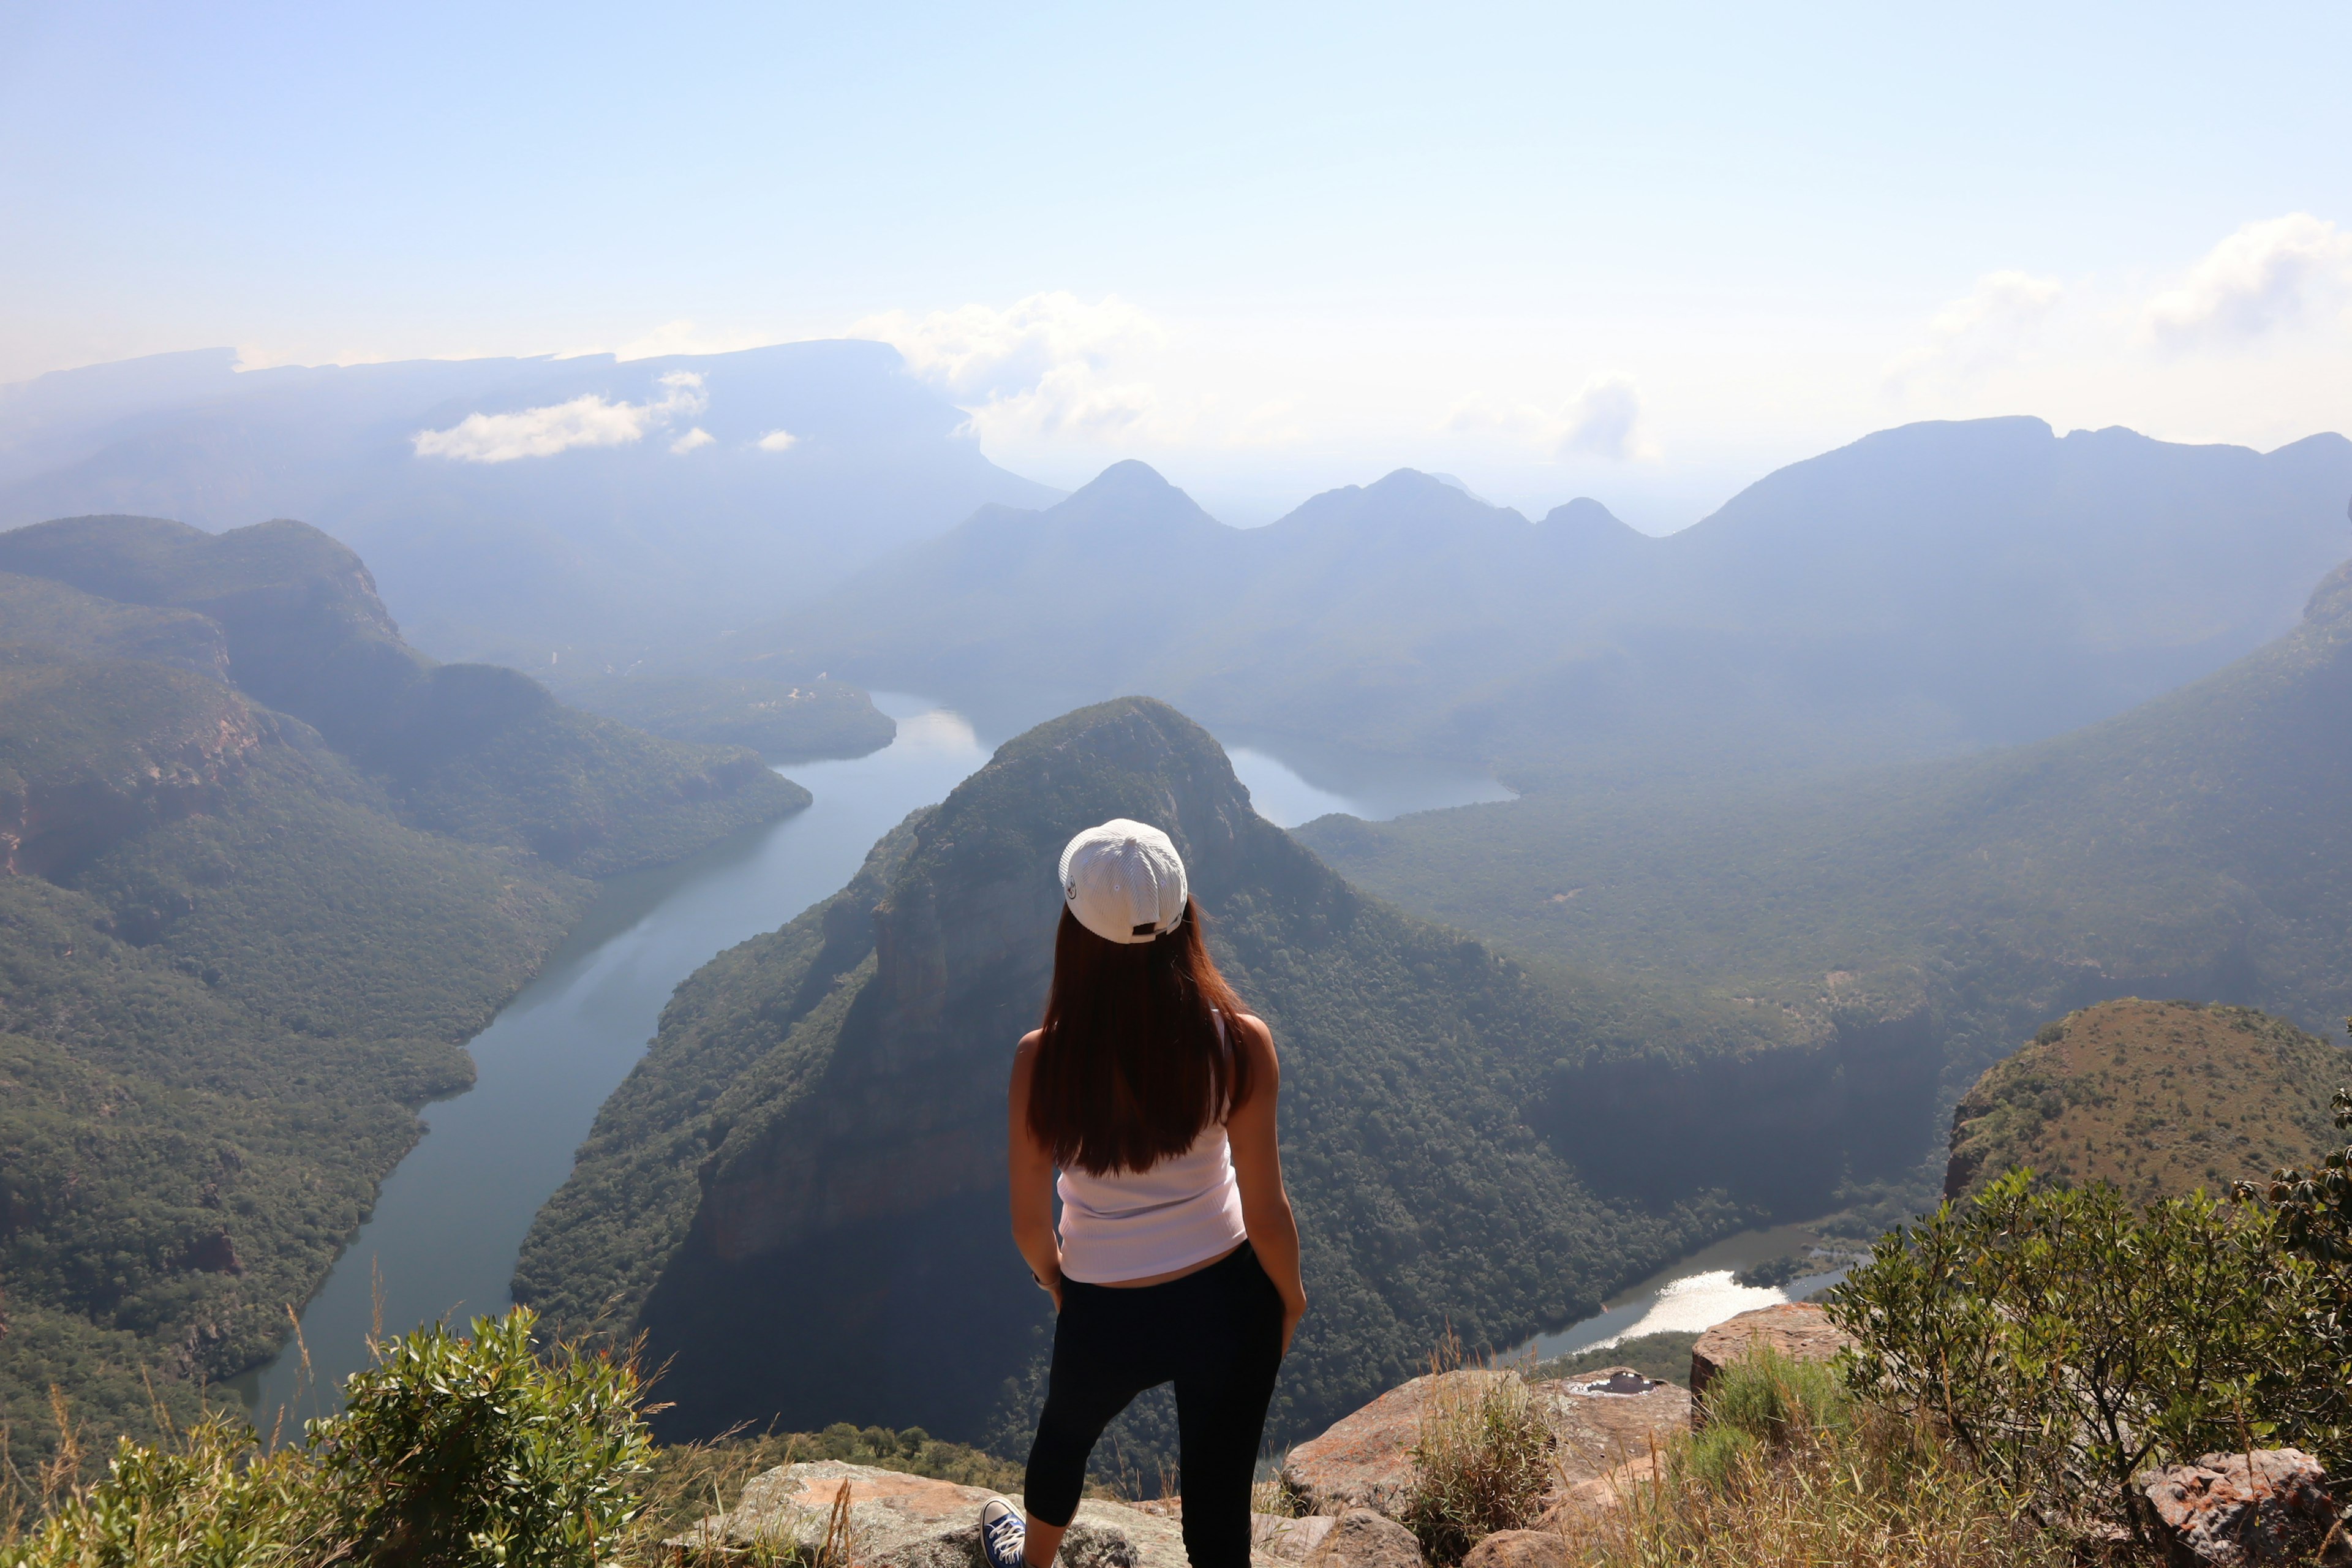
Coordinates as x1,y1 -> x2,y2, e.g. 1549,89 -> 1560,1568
1282,1370 -> 1517,1517
1279,1365 -> 1689,1522
1458,1529 -> 1573,1568
2140,1449 -> 2348,1566
1689,1303 -> 1854,1419
673,1461 -> 1284,1568
1540,1368 -> 1690,1493
1301,1509 -> 1425,1568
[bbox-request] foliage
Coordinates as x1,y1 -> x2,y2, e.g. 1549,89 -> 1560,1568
1402,1373 -> 1555,1567
1829,1170 -> 2352,1545
311,1308 -> 651,1568
2233,1028 -> 2352,1265
1,1414 -> 325,1568
3,1311 -> 657,1568
1570,1361 -> 2059,1568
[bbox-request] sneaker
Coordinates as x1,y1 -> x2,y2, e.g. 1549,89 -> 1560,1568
980,1497 -> 1029,1568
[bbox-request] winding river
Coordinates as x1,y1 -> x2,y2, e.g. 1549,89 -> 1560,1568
235,696 -> 1515,1430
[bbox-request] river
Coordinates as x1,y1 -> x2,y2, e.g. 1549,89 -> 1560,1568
235,694 -> 1515,1429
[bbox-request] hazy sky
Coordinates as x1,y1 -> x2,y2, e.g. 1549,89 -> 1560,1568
4,2 -> 2349,527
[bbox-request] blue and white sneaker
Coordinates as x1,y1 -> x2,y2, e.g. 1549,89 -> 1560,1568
980,1498 -> 1029,1568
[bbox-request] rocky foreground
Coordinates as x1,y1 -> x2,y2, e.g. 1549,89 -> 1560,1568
674,1299 -> 2352,1567
676,1308 -> 1810,1568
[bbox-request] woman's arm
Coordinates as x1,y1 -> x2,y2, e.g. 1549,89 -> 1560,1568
1007,1030 -> 1064,1310
1227,1014 -> 1307,1353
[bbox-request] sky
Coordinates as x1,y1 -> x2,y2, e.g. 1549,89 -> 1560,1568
3,1 -> 2350,528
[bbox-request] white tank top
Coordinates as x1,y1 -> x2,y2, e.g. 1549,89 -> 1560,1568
1054,1017 -> 1248,1284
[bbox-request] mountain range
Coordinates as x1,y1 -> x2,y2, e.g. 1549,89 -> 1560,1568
1302,554 -> 2352,1163
726,420 -> 2352,787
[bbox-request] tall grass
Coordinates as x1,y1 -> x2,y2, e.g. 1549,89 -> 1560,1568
1403,1371 -> 1555,1566
1566,1348 -> 2062,1568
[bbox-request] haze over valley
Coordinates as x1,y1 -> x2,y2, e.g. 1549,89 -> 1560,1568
7,7 -> 2352,1552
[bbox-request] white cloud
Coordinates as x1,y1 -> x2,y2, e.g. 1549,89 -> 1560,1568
851,292 -> 1169,442
2143,214 -> 2352,349
1442,373 -> 1654,461
1884,270 -> 2064,390
756,429 -> 798,451
414,372 -> 708,463
669,426 -> 715,453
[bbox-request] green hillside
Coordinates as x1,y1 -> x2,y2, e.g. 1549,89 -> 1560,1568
1301,558 -> 2352,1151
1943,1000 -> 2345,1204
514,696 -> 1937,1466
0,514 -> 812,1480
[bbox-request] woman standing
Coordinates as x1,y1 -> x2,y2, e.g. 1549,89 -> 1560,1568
982,819 -> 1308,1568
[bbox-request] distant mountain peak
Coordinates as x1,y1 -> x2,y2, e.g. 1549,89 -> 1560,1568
1047,459 -> 1224,532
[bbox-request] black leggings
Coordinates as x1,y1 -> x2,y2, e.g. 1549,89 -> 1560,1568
1025,1242 -> 1285,1568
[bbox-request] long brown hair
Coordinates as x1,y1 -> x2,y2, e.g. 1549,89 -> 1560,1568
1027,901 -> 1253,1176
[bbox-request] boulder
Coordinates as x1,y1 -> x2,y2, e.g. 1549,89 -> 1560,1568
1531,1367 -> 1691,1492
1688,1304 -> 1855,1420
1256,1513 -> 1338,1561
672,1460 -> 1285,1568
1541,1452 -> 1662,1526
1302,1507 -> 1427,1568
1281,1370 -> 1516,1516
1458,1528 -> 1574,1568
2140,1449 -> 2349,1566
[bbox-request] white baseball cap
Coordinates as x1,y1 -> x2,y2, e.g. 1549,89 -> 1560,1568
1059,819 -> 1189,944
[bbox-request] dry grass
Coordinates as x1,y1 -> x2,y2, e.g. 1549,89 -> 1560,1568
1562,1352 -> 2065,1568
1404,1371 -> 1555,1566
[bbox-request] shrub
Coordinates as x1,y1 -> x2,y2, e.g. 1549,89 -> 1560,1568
1829,1169 -> 2351,1547
1,1310 -> 659,1568
1402,1374 -> 1553,1566
1,1414 -> 323,1568
313,1308 -> 652,1567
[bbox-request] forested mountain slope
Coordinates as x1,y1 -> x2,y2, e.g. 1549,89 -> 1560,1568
0,517 -> 806,1468
0,344 -> 1058,666
1942,1000 -> 2345,1204
740,421 -> 2351,784
1302,557 -> 2352,1136
515,698 -> 1943,1458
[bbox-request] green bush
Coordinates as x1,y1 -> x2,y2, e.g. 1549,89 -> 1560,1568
1830,1169 -> 2352,1547
2,1310 -> 655,1568
2,1414 -> 323,1567
313,1308 -> 651,1568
